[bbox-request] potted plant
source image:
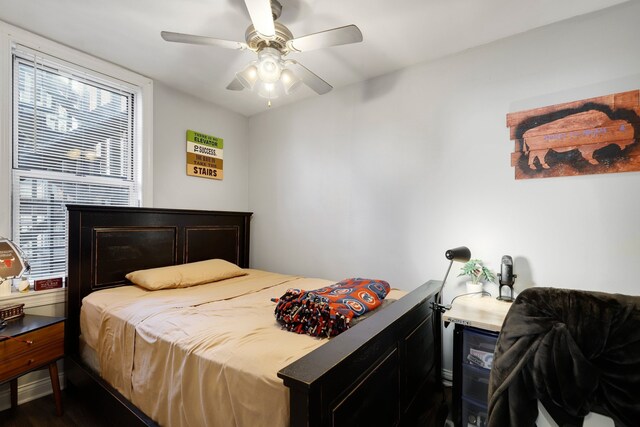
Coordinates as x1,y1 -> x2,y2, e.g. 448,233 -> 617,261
458,259 -> 496,296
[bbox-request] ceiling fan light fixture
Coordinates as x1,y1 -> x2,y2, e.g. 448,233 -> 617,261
256,47 -> 282,84
236,64 -> 258,90
256,80 -> 281,99
281,69 -> 301,95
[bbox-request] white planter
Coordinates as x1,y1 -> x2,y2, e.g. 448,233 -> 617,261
0,279 -> 11,296
466,281 -> 483,297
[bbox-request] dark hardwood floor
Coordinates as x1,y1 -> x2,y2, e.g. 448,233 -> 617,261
0,386 -> 112,427
0,385 -> 453,426
419,384 -> 453,427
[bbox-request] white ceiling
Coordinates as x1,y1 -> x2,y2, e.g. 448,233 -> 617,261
0,0 -> 629,116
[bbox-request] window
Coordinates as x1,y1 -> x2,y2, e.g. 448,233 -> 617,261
11,45 -> 144,281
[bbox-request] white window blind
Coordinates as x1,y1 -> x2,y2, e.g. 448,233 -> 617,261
12,46 -> 141,281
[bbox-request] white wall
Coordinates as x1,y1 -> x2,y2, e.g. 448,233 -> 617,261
153,82 -> 249,211
248,2 -> 640,372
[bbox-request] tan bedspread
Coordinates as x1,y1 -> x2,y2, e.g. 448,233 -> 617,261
80,269 -> 404,427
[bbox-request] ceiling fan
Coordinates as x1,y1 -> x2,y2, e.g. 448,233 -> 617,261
161,0 -> 363,106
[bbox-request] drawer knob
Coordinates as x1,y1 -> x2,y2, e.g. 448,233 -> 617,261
27,359 -> 34,365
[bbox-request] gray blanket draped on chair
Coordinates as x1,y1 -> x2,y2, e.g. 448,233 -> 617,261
487,287 -> 640,427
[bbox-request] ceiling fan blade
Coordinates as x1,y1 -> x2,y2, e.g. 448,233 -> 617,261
226,77 -> 245,91
287,61 -> 332,95
286,25 -> 363,52
244,0 -> 275,38
161,31 -> 248,50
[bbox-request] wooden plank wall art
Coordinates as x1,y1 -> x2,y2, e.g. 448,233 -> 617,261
507,90 -> 640,179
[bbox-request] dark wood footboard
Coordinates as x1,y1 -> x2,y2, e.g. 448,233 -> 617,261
65,205 -> 443,427
279,280 -> 442,427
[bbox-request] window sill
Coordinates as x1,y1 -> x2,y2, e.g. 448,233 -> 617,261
0,287 -> 66,309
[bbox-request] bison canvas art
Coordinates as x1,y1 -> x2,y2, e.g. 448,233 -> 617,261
507,90 -> 640,179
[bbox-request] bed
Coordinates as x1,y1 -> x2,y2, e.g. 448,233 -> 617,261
65,205 -> 444,427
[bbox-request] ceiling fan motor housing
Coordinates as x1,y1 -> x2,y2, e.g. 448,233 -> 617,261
245,22 -> 293,53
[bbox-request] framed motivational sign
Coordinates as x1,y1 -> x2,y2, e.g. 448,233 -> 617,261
186,130 -> 224,180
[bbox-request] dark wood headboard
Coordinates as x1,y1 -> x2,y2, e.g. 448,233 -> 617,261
66,205 -> 252,355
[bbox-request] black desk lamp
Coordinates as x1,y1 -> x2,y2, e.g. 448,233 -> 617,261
430,246 -> 472,426
431,246 -> 471,313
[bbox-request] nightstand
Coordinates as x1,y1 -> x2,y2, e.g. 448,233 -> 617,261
0,314 -> 65,416
443,295 -> 511,427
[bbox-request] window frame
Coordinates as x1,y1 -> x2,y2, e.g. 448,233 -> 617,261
0,20 -> 153,282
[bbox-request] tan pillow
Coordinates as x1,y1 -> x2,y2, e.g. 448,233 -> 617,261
125,259 -> 247,290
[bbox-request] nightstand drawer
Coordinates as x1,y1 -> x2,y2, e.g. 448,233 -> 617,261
0,321 -> 64,381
